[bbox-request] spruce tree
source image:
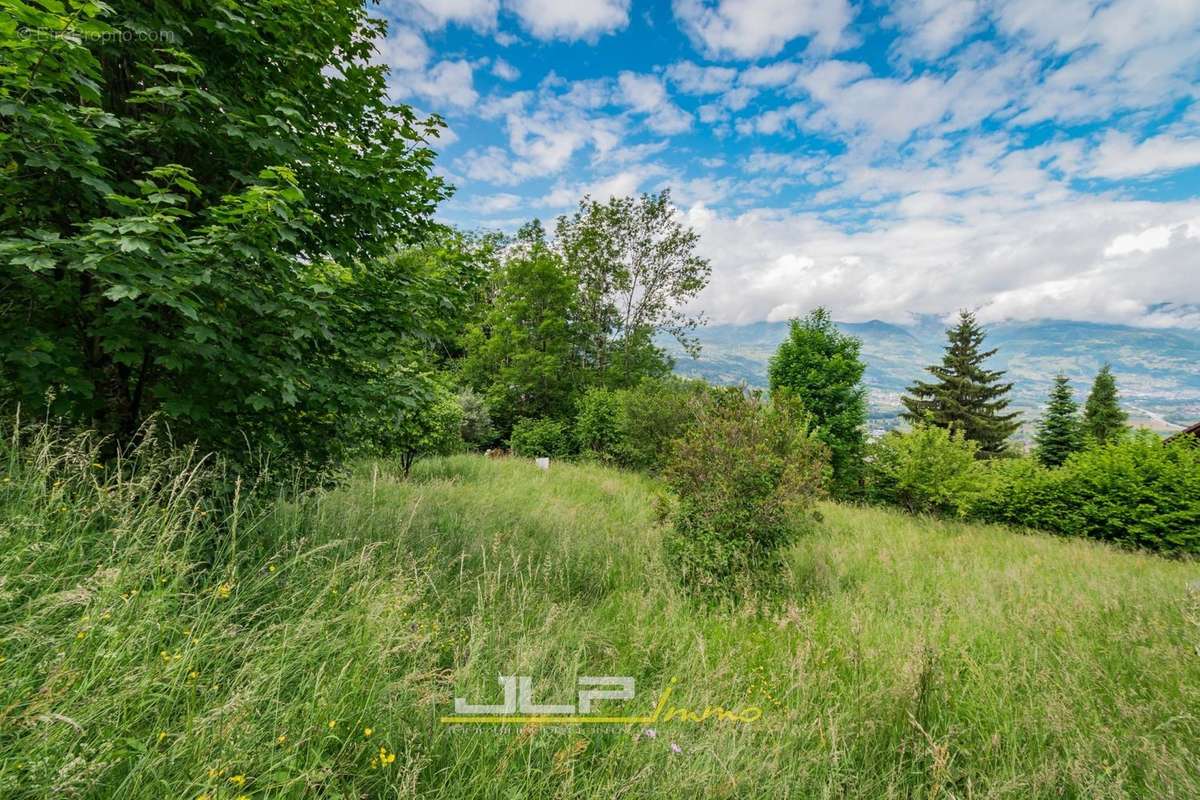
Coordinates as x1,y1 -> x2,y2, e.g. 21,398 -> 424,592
900,310 -> 1020,457
1082,364 -> 1128,445
1034,375 -> 1082,467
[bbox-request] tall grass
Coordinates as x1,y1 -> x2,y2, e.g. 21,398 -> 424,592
1,427 -> 1198,798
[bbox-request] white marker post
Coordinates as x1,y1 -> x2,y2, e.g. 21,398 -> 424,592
535,457 -> 550,471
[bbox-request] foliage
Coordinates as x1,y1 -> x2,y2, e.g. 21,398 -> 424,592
610,377 -> 710,473
663,388 -> 827,601
570,378 -> 710,471
971,432 -> 1200,554
900,310 -> 1020,458
455,387 -> 495,449
768,308 -> 868,498
1034,374 -> 1083,467
555,190 -> 710,388
461,222 -> 578,436
0,0 -> 454,468
509,416 -> 572,458
866,424 -> 983,516
574,387 -> 621,458
1083,364 -> 1128,446
372,385 -> 463,476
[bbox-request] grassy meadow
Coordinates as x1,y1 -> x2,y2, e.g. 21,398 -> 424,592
1,433 -> 1199,799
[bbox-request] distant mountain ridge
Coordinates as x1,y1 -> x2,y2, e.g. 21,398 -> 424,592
666,318 -> 1200,436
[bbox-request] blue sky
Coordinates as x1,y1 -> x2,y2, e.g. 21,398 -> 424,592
374,0 -> 1200,328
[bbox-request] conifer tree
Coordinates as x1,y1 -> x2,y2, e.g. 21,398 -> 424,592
900,310 -> 1020,457
1034,375 -> 1082,467
1082,364 -> 1128,445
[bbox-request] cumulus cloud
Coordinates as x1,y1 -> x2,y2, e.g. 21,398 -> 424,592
683,197 -> 1200,328
666,61 -> 737,94
374,26 -> 430,72
1085,133 -> 1200,180
491,58 -> 520,81
508,0 -> 630,41
384,0 -> 499,31
672,0 -> 855,59
618,72 -> 694,135
419,0 -> 1200,331
390,59 -> 479,108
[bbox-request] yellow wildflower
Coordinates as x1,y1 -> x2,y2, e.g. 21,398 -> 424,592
363,727 -> 373,737
216,582 -> 232,599
229,774 -> 246,787
76,630 -> 87,640
277,734 -> 287,744
328,719 -> 337,729
268,564 -> 276,573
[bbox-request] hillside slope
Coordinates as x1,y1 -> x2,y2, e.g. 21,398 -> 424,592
3,453 -> 1199,798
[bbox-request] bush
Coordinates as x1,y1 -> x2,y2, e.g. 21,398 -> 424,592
574,387 -> 621,458
663,388 -> 827,601
390,389 -> 464,476
457,387 -> 495,449
866,425 -> 982,516
971,432 -> 1200,553
509,417 -> 572,459
611,378 -> 708,473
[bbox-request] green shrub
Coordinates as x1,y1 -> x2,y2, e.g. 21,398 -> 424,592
611,378 -> 709,473
509,417 -> 572,458
866,425 -> 983,516
663,388 -> 827,601
972,433 -> 1200,554
389,389 -> 464,476
574,387 -> 621,458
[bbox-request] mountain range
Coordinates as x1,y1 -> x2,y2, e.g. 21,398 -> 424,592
666,316 -> 1200,439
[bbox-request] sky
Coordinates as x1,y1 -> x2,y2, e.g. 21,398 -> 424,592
375,0 -> 1200,329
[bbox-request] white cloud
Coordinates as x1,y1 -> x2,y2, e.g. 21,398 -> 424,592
618,72 -> 694,135
507,0 -> 630,41
888,0 -> 981,60
672,0 -> 855,60
682,196 -> 1200,328
385,0 -> 499,30
1085,133 -> 1200,180
374,26 -> 430,72
666,61 -> 737,94
737,60 -> 802,88
1103,225 -> 1173,257
478,192 -> 524,213
491,58 -> 520,81
391,59 -> 478,108
545,167 -> 663,207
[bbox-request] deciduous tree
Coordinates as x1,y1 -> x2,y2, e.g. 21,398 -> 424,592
555,190 -> 710,387
768,308 -> 867,497
1,0 -> 454,466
